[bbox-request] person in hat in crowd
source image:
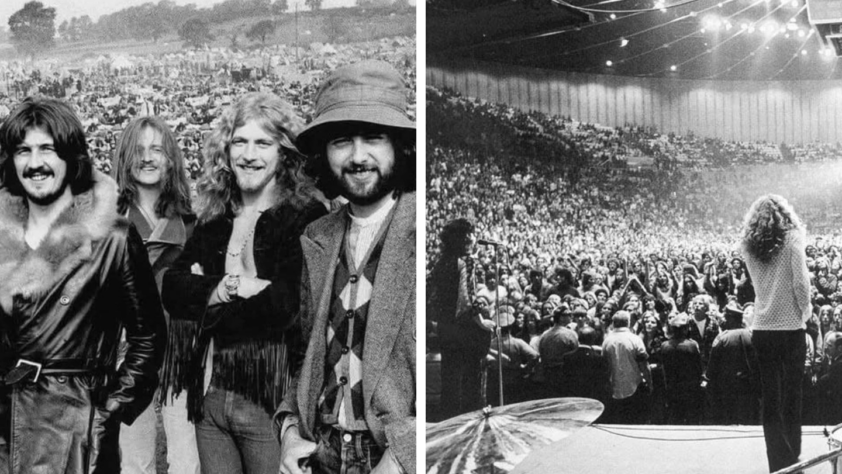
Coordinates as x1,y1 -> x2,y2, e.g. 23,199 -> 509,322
705,303 -> 760,425
602,310 -> 651,424
537,304 -> 579,397
274,59 -> 416,474
112,115 -> 199,474
0,96 -> 166,473
426,218 -> 494,421
162,91 -> 327,474
487,305 -> 540,406
741,194 -> 811,472
659,313 -> 704,424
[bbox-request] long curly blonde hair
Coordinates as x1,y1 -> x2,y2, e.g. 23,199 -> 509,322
196,92 -> 316,223
741,194 -> 803,263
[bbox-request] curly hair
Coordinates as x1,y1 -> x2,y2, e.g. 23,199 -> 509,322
196,92 -> 316,223
112,116 -> 192,218
741,194 -> 803,263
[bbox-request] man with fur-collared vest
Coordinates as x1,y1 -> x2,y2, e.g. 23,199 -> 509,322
0,96 -> 167,473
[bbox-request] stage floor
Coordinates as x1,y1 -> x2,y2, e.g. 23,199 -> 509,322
512,424 -> 838,474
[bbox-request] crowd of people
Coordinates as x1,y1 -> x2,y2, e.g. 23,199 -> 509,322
0,40 -> 417,474
0,37 -> 416,180
426,86 -> 842,431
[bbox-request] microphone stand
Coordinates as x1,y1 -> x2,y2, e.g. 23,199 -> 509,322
481,240 -> 505,407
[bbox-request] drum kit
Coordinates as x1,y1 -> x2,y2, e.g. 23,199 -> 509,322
425,397 -> 604,474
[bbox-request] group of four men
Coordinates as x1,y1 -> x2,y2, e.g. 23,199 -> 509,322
0,59 -> 415,474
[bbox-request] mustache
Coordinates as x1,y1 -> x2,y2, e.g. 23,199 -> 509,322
23,167 -> 54,178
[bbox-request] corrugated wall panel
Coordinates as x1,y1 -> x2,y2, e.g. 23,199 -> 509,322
427,62 -> 842,143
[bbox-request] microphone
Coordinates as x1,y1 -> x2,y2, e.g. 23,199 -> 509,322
477,238 -> 503,246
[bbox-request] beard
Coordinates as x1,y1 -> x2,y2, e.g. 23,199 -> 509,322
332,163 -> 398,206
26,179 -> 69,206
21,166 -> 70,206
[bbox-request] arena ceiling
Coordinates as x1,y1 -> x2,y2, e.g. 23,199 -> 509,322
427,0 -> 841,81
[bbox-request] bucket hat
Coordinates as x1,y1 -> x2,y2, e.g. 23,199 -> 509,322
297,60 -> 414,154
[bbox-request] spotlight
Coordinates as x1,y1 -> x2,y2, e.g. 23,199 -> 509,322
610,13 -> 616,19
620,37 -> 629,47
670,65 -> 677,71
606,60 -> 614,66
786,22 -> 797,31
802,49 -> 807,55
762,20 -> 779,35
798,29 -> 806,37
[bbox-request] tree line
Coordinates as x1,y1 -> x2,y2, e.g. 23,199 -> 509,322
8,0 -> 412,60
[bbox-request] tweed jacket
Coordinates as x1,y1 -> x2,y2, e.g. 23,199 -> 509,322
276,192 -> 416,473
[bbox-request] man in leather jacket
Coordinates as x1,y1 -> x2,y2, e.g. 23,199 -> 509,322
0,97 -> 166,474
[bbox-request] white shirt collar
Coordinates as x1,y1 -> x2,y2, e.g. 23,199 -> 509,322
348,195 -> 397,228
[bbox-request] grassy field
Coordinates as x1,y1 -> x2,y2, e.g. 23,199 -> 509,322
0,6 -> 415,62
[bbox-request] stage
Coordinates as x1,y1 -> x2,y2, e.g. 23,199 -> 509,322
512,424 -> 839,474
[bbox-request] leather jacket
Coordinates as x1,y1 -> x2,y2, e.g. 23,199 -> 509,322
0,172 -> 166,474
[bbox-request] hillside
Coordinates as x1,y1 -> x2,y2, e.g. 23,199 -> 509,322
0,6 -> 415,61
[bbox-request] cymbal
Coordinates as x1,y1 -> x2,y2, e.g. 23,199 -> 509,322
426,398 -> 604,474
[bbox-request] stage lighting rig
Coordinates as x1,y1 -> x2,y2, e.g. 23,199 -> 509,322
807,0 -> 842,56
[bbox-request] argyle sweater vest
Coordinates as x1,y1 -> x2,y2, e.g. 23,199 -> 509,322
318,213 -> 393,431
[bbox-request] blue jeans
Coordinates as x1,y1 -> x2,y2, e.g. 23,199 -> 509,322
753,329 -> 805,473
195,385 -> 280,474
309,424 -> 384,474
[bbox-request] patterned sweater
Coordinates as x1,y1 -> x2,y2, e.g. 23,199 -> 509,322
743,229 -> 811,331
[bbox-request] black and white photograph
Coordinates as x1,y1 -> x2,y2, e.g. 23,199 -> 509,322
425,0 -> 842,472
0,0 -> 416,472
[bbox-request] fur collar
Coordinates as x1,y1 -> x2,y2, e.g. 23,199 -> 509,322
0,170 -> 120,311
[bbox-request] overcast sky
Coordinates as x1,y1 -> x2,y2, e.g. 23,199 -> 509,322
0,0 -> 359,26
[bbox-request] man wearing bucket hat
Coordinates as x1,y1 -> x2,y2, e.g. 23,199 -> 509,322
275,59 -> 416,474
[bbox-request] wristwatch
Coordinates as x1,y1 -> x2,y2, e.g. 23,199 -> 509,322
225,274 -> 240,298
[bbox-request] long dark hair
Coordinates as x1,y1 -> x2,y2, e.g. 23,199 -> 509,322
0,96 -> 93,195
113,116 -> 192,218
